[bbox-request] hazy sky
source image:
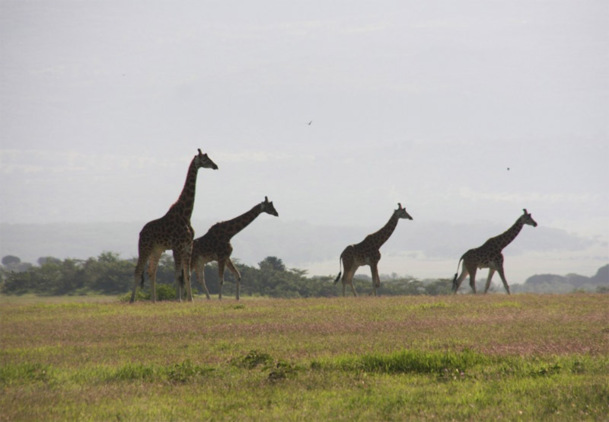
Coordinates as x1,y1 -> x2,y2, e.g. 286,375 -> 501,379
1,1 -> 607,282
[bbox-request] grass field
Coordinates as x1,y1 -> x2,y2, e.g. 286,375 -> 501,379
1,293 -> 608,421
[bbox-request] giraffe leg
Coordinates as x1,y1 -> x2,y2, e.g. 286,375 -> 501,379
130,255 -> 147,303
218,259 -> 226,300
468,267 -> 478,294
181,255 -> 193,303
225,258 -> 242,300
484,268 -> 496,294
173,251 -> 184,301
370,262 -> 381,297
172,244 -> 194,303
339,252 -> 358,297
184,265 -> 193,302
179,240 -> 194,303
497,266 -> 511,295
147,252 -> 162,303
453,266 -> 469,294
174,250 -> 193,302
193,258 -> 211,300
342,267 -> 358,297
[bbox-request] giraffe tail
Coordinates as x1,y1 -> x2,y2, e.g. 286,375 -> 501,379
140,273 -> 145,288
452,257 -> 463,292
334,257 -> 342,284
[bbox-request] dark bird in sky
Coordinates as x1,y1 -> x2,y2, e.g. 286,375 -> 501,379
307,121 -> 312,125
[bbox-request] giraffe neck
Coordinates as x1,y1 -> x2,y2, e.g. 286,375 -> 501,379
492,217 -> 525,250
217,204 -> 263,239
365,214 -> 399,249
169,158 -> 199,221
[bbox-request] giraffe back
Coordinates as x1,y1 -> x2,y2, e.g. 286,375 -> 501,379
138,215 -> 194,255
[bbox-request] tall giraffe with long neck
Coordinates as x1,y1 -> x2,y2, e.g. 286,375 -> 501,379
191,197 -> 279,300
130,149 -> 218,303
452,209 -> 537,295
334,203 -> 413,296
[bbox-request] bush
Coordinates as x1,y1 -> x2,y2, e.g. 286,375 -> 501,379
2,252 -> 455,298
156,284 -> 177,301
119,283 -> 177,302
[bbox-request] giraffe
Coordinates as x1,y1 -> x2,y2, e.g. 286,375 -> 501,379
452,209 -> 537,295
334,203 -> 413,297
130,149 -> 218,303
191,196 -> 279,300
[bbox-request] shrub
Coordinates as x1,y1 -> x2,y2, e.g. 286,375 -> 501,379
119,283 -> 177,302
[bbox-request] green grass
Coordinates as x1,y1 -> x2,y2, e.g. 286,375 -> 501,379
1,294 -> 608,420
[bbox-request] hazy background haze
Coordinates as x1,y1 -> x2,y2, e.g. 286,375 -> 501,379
1,1 -> 607,284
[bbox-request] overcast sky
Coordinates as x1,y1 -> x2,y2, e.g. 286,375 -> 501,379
1,1 -> 607,283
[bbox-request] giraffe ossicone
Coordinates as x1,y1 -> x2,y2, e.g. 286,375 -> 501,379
191,196 -> 279,300
334,203 -> 413,297
130,149 -> 218,303
452,209 -> 537,295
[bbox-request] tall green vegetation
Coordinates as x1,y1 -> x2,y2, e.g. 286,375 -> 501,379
1,253 -> 452,297
3,253 -> 605,298
1,252 -> 133,295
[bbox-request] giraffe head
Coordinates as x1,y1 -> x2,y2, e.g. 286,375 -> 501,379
520,209 -> 538,227
195,149 -> 219,170
394,203 -> 413,220
260,196 -> 279,217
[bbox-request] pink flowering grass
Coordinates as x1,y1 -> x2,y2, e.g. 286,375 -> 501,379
1,293 -> 608,420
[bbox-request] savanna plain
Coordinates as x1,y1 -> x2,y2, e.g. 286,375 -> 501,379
1,293 -> 608,421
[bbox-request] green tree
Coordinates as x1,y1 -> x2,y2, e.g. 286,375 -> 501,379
1,251 -> 456,298
423,279 -> 453,295
2,255 -> 21,266
259,256 -> 286,272
82,252 -> 133,294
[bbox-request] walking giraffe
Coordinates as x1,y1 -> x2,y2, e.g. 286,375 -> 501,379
334,203 -> 413,296
452,209 -> 537,295
130,149 -> 218,303
191,197 -> 279,300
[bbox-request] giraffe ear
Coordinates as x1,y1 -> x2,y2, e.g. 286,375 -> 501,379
198,148 -> 202,155
398,203 -> 403,209
265,196 -> 269,203
523,208 -> 528,214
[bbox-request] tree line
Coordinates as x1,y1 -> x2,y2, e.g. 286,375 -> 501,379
0,253 -> 453,298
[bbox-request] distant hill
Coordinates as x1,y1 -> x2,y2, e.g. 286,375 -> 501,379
515,264 -> 609,293
1,221 -> 606,283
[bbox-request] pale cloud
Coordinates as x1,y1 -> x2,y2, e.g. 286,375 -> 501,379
340,22 -> 390,34
414,17 -> 470,30
459,187 -> 600,205
0,149 -> 186,175
0,149 -> 84,174
214,150 -> 313,164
